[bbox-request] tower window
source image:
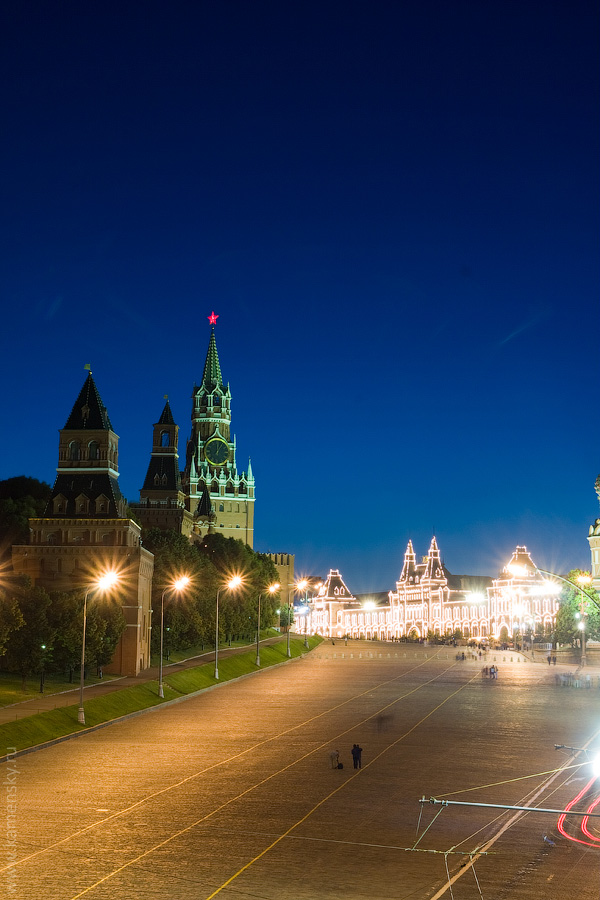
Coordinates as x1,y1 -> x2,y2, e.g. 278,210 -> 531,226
88,441 -> 99,460
213,394 -> 221,407
70,441 -> 81,460
161,431 -> 170,448
219,503 -> 224,512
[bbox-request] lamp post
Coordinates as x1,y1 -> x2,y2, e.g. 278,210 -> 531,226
255,583 -> 280,667
78,571 -> 119,725
39,644 -> 46,693
215,575 -> 242,680
577,574 -> 592,667
159,576 -> 191,698
284,580 -> 306,657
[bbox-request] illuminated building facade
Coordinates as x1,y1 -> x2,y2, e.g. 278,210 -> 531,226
587,475 -> 600,592
307,541 -> 560,642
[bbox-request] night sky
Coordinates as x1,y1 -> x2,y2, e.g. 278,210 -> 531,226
1,2 -> 598,592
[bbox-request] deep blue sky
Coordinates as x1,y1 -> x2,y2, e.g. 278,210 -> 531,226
0,1 -> 598,591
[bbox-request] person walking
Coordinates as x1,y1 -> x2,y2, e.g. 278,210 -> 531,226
330,749 -> 340,769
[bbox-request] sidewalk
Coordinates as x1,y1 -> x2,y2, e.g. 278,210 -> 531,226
0,635 -> 287,725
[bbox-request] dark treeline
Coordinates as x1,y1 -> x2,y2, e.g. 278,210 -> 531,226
0,516 -> 282,685
144,529 -> 282,654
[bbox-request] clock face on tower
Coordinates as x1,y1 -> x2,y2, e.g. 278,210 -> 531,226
204,437 -> 229,466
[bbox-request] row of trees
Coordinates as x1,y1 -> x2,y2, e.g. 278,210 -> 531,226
145,529 -> 286,654
554,569 -> 600,646
0,576 -> 125,687
0,528 -> 288,686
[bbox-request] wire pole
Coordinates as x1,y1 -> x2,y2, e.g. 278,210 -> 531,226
421,796 -> 600,818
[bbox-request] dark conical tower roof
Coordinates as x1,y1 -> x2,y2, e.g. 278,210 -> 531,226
64,371 -> 113,431
200,327 -> 223,391
158,399 -> 175,425
195,480 -> 215,520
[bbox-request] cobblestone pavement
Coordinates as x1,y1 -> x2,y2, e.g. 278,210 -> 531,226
1,641 -> 600,900
0,636 -> 285,724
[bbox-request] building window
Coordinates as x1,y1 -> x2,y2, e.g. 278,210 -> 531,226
161,431 -> 170,447
70,441 -> 81,460
88,441 -> 99,460
219,503 -> 224,512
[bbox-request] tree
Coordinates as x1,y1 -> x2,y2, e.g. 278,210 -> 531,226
46,591 -> 82,678
555,569 -> 600,647
279,605 -> 294,629
0,477 -> 52,559
0,591 -> 24,656
143,530 -> 281,653
3,577 -> 55,689
143,528 -> 215,653
86,598 -> 127,668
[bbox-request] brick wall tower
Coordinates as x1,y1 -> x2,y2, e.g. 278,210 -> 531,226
11,369 -> 154,676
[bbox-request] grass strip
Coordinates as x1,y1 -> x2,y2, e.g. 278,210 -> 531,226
0,636 -> 322,754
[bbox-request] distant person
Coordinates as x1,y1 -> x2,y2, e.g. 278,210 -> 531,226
351,743 -> 363,769
547,654 -> 552,665
552,655 -> 557,665
330,749 -> 340,769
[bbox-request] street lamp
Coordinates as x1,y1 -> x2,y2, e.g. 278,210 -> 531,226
296,605 -> 310,648
158,576 -> 191,698
297,579 -> 310,649
39,644 -> 46,693
284,579 -> 307,658
576,574 -> 592,667
78,571 -> 120,725
255,583 -> 280,667
215,575 -> 242,680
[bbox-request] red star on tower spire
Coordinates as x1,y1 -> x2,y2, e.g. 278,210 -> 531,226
207,311 -> 219,325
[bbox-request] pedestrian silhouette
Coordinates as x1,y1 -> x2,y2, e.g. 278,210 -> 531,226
351,743 -> 363,769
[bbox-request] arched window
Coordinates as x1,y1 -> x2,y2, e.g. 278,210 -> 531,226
88,441 -> 99,460
161,431 -> 170,448
213,394 -> 221,407
219,503 -> 224,512
70,441 -> 81,460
